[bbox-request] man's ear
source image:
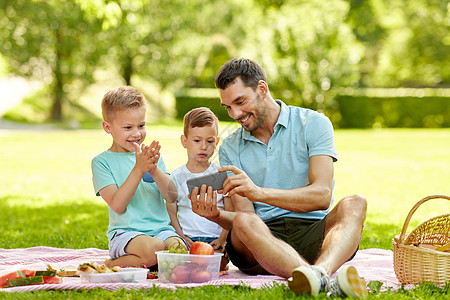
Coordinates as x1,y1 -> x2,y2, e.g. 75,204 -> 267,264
180,135 -> 188,148
102,121 -> 111,134
258,80 -> 268,97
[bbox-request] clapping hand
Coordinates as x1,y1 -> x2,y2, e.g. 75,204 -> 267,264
133,140 -> 161,175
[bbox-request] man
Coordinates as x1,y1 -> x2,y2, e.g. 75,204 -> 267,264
190,58 -> 368,298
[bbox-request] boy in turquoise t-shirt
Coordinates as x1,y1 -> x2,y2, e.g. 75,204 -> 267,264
92,86 -> 186,269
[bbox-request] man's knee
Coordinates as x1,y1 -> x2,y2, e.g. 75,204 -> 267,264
232,212 -> 264,238
341,194 -> 367,220
233,212 -> 260,228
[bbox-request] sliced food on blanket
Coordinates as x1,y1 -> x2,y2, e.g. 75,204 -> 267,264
6,276 -> 63,287
57,265 -> 79,277
1,267 -> 62,288
78,262 -> 122,274
47,263 -> 79,277
0,271 -> 26,288
6,276 -> 44,287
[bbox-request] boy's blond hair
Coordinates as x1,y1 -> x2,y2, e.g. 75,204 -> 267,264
183,107 -> 219,137
101,86 -> 146,121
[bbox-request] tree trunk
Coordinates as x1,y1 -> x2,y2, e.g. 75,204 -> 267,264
50,28 -> 64,121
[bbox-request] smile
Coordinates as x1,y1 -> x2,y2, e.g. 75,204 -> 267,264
239,114 -> 250,124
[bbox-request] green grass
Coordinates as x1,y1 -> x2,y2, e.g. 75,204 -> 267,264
0,127 -> 449,298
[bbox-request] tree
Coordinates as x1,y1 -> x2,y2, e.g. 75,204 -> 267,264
346,0 -> 449,87
249,0 -> 364,110
0,0 -> 103,121
371,0 -> 449,87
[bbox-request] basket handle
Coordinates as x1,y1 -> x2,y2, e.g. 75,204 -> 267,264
398,194 -> 450,242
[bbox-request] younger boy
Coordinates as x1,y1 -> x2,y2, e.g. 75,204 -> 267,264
91,86 -> 186,269
167,107 -> 232,268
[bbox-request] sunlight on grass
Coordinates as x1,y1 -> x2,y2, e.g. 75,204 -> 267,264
0,127 -> 449,251
333,129 -> 449,228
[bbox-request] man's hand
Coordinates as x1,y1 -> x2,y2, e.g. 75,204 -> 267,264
189,185 -> 220,221
219,165 -> 262,202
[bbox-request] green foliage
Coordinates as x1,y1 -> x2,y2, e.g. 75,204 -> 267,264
370,0 -> 449,87
1,0 -> 449,124
175,89 -> 232,122
0,0 -> 104,121
250,0 -> 363,111
336,95 -> 450,128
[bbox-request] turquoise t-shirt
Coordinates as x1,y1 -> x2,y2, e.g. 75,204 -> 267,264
219,100 -> 338,221
91,150 -> 175,240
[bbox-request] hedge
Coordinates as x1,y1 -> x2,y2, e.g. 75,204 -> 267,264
175,88 -> 233,122
175,88 -> 450,128
335,95 -> 450,128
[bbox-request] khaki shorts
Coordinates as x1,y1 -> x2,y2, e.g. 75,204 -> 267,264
225,216 -> 328,275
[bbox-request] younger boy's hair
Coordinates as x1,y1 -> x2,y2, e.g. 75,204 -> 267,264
101,86 -> 146,121
183,107 -> 218,137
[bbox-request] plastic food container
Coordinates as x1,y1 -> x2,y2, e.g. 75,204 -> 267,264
80,267 -> 148,283
156,251 -> 223,283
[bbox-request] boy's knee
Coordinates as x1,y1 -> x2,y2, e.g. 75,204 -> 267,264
164,236 -> 187,250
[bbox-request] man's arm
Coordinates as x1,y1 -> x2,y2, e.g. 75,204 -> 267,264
220,155 -> 334,213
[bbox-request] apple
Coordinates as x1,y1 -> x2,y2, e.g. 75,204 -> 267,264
170,265 -> 190,284
189,241 -> 215,265
190,267 -> 212,283
189,241 -> 214,255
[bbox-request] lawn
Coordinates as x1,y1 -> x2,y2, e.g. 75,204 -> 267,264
0,126 -> 449,298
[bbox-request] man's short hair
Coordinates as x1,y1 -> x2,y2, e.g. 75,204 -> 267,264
101,86 -> 146,121
183,107 -> 218,137
215,58 -> 266,90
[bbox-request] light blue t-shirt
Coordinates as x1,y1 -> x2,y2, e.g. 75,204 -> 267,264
92,150 -> 175,240
219,100 -> 337,222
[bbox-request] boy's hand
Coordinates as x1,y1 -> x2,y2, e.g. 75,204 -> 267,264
133,141 -> 161,175
210,238 -> 226,253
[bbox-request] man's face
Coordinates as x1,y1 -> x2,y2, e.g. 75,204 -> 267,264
219,77 -> 266,132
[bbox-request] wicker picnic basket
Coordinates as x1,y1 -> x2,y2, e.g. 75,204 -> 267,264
392,194 -> 450,286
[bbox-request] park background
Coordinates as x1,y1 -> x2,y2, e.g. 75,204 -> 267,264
0,0 -> 449,297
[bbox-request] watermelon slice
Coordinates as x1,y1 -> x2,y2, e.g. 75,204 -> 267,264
43,276 -> 63,284
35,270 -> 57,277
20,269 -> 36,277
6,276 -> 44,287
0,271 -> 25,288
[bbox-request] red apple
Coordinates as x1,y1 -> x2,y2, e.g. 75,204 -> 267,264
170,265 -> 190,284
189,241 -> 215,265
190,267 -> 212,283
189,241 -> 214,255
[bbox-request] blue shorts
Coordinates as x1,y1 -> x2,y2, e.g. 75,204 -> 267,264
108,229 -> 183,260
187,236 -> 218,244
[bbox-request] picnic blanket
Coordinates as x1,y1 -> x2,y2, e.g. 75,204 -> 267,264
0,247 -> 410,293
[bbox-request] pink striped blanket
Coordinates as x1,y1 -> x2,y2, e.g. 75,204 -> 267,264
0,247 -> 408,293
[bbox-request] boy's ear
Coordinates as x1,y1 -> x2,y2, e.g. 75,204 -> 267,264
102,121 -> 111,134
180,135 -> 188,148
215,136 -> 220,146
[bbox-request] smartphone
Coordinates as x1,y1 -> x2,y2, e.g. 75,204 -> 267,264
186,171 -> 227,195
